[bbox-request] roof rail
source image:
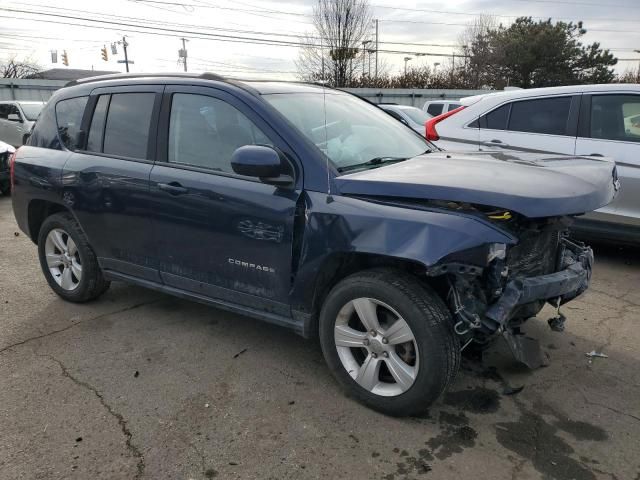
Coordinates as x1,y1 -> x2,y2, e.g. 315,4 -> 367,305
64,72 -> 227,87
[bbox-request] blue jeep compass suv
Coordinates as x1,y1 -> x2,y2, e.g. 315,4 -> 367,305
11,73 -> 617,415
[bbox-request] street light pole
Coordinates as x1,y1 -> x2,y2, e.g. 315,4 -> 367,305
362,40 -> 371,78
404,56 -> 412,76
122,36 -> 129,72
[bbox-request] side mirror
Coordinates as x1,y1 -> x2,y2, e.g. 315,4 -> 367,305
8,113 -> 22,122
231,145 -> 294,188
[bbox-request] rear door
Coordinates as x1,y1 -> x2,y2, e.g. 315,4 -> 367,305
575,93 -> 640,228
478,95 -> 579,154
63,85 -> 163,281
149,85 -> 301,314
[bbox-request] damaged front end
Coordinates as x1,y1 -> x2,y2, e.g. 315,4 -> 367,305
428,216 -> 593,368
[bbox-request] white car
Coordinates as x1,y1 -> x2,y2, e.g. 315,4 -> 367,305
0,101 -> 45,147
378,104 -> 431,134
422,100 -> 463,117
426,84 -> 640,244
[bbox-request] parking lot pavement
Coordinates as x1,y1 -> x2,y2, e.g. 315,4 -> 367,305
0,194 -> 639,480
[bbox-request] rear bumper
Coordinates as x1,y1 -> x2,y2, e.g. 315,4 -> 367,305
485,239 -> 593,326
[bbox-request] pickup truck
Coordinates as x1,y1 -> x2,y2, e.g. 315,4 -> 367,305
11,73 -> 618,416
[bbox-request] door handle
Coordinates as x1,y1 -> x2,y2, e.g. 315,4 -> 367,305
158,182 -> 188,195
483,139 -> 509,148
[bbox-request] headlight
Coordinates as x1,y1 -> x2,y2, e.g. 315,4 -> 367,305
487,243 -> 506,263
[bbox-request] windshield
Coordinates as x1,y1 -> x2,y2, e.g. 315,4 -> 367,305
401,107 -> 431,125
19,103 -> 44,121
264,92 -> 431,171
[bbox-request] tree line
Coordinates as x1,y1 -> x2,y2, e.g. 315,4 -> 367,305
297,1 -> 639,89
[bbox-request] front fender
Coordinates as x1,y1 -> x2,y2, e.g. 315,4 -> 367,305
290,191 -> 516,312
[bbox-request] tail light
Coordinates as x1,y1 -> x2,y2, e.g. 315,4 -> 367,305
425,106 -> 466,141
9,150 -> 17,190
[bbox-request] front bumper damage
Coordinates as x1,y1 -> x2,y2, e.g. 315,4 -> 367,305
443,236 -> 594,368
485,238 -> 593,329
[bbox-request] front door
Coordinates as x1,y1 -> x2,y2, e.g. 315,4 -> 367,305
575,93 -> 640,228
149,86 -> 301,315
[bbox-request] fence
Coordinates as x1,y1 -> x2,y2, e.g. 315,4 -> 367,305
0,79 -> 67,102
341,88 -> 491,107
0,79 -> 490,108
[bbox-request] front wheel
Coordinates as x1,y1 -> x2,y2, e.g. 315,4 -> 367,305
319,269 -> 459,416
37,212 -> 110,302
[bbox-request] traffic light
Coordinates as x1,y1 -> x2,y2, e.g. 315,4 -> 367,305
101,45 -> 108,61
61,50 -> 69,66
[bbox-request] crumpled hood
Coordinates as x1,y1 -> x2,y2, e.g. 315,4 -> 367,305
335,150 -> 618,218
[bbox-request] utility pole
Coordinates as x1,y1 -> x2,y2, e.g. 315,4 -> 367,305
179,38 -> 188,72
375,19 -> 379,80
121,36 -> 130,72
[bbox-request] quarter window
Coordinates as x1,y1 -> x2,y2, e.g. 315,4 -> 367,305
168,93 -> 272,173
484,104 -> 510,130
55,96 -> 88,150
507,96 -> 572,135
590,94 -> 640,143
426,103 -> 444,116
87,95 -> 110,153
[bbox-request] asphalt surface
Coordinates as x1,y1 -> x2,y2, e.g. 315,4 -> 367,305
1,193 -> 639,480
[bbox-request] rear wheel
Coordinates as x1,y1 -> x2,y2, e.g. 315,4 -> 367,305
319,269 -> 459,416
37,213 -> 110,302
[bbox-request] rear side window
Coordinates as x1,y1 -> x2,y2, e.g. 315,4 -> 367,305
102,93 -> 155,159
55,96 -> 88,150
447,103 -> 462,112
590,94 -> 640,143
507,97 -> 572,135
426,103 -> 443,116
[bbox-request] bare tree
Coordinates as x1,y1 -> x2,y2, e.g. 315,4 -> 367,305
1,57 -> 42,79
456,15 -> 498,88
296,0 -> 372,87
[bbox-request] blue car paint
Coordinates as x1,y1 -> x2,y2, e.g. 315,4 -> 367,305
11,75 -> 617,338
336,152 -> 618,219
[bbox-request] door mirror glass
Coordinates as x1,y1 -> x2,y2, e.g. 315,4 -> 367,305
7,113 -> 21,122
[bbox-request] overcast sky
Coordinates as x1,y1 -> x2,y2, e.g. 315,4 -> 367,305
2,0 -> 639,79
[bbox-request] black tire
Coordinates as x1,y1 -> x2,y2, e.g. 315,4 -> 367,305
37,212 -> 110,302
0,182 -> 9,196
319,268 -> 459,416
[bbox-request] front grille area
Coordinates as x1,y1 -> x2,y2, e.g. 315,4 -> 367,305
507,230 -> 561,278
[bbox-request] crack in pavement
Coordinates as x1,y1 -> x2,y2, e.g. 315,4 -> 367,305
578,388 -> 640,424
41,353 -> 146,479
0,300 -> 160,356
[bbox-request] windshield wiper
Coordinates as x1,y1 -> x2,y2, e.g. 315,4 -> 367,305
337,156 -> 409,173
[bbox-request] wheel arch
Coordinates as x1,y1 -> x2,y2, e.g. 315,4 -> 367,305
27,199 -> 72,244
295,252 -> 450,339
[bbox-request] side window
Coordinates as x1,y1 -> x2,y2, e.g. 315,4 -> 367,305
427,103 -> 443,116
0,104 -> 8,119
481,103 -> 510,130
55,96 -> 88,150
447,103 -> 462,112
590,94 -> 640,143
103,93 -> 155,159
86,95 -> 110,153
507,96 -> 572,135
7,104 -> 21,120
168,93 -> 272,174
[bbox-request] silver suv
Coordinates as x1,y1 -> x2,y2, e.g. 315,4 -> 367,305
0,101 -> 45,147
